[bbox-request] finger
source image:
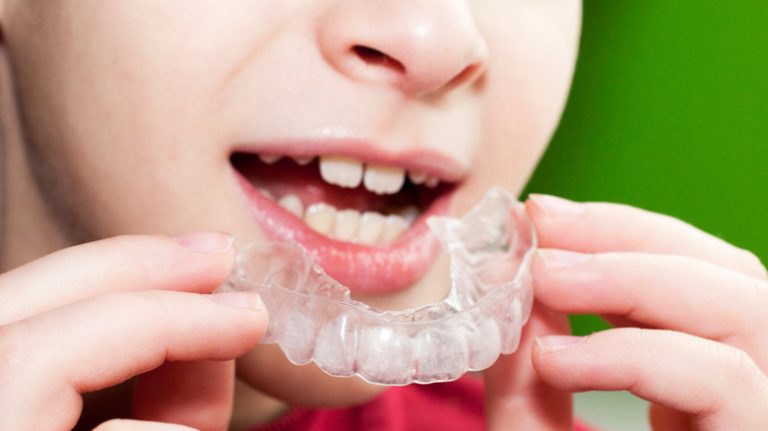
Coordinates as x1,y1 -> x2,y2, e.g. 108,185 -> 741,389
533,249 -> 768,355
0,290 -> 266,431
533,328 -> 768,430
485,302 -> 572,431
0,233 -> 235,325
526,195 -> 767,280
132,361 -> 235,431
94,419 -> 197,431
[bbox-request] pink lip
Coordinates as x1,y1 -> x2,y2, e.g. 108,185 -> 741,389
232,172 -> 453,295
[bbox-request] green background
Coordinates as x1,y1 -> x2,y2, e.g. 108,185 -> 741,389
523,2 -> 768,335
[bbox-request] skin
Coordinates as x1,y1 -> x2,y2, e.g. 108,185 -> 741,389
0,1 -> 766,430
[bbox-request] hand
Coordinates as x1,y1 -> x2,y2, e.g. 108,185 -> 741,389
527,195 -> 768,430
0,233 -> 268,431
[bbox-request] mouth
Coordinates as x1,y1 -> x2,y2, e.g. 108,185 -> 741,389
230,141 -> 462,294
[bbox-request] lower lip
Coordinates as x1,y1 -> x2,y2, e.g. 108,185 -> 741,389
233,172 -> 452,295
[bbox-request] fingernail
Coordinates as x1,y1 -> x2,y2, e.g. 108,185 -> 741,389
538,249 -> 592,270
536,335 -> 586,353
211,291 -> 263,311
173,232 -> 233,253
529,194 -> 585,217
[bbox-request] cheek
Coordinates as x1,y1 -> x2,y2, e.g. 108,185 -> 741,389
5,0 -> 300,236
474,0 -> 581,193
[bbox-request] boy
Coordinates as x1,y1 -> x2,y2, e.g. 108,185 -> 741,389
1,1 -> 766,430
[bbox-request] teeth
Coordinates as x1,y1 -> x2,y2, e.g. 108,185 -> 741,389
333,209 -> 361,241
357,212 -> 386,245
397,205 -> 420,225
274,193 -> 411,244
424,176 -> 439,188
305,203 -> 337,235
408,170 -> 427,185
262,152 -> 438,195
260,154 -> 281,164
319,156 -> 364,189
314,154 -> 440,194
258,188 -> 275,201
363,164 -> 406,195
278,194 -> 304,218
293,156 -> 314,166
256,153 -> 427,244
381,215 -> 408,244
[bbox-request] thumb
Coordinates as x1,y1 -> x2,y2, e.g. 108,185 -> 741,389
131,361 -> 234,431
484,302 -> 572,430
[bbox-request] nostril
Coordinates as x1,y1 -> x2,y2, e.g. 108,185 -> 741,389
352,45 -> 406,75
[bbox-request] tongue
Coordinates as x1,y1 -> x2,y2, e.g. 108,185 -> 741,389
233,155 -> 411,213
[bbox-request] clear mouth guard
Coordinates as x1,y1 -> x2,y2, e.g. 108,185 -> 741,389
226,187 -> 536,385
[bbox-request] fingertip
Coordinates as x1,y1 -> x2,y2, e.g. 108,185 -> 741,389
526,194 -> 586,218
531,335 -> 581,375
525,195 -> 587,249
535,335 -> 586,354
211,291 -> 269,337
530,250 -> 574,310
166,232 -> 236,276
524,196 -> 546,225
151,233 -> 236,292
210,291 -> 262,311
530,333 -> 596,392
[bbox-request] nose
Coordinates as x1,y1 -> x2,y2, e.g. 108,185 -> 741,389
318,0 -> 489,97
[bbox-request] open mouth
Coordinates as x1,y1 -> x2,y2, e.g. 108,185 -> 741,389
230,144 -> 460,294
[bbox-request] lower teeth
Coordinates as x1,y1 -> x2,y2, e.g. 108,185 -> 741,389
269,192 -> 414,245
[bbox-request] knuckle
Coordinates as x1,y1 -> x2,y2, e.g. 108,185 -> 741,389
112,245 -> 156,287
90,290 -> 187,324
737,248 -> 767,280
759,376 -> 768,405
616,327 -> 655,360
106,234 -> 174,290
718,344 -> 761,384
90,290 -> 165,313
751,281 -> 768,321
107,234 -> 163,249
0,322 -> 30,369
0,322 -> 34,386
622,327 -> 649,348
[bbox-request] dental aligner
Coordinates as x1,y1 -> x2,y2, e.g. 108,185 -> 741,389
226,187 -> 536,385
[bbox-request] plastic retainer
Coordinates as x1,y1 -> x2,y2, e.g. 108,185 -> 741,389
226,187 -> 536,385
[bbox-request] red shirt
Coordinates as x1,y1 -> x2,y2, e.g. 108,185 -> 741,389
250,376 -> 595,431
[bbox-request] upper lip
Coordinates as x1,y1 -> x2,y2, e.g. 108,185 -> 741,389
232,138 -> 468,184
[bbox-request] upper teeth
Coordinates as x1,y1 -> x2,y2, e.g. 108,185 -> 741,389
257,152 -> 442,194
259,154 -> 282,164
293,156 -> 314,166
319,156 -> 364,189
363,164 -> 406,195
408,170 -> 427,185
318,156 -> 436,195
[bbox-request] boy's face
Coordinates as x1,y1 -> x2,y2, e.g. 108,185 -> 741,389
2,0 -> 580,406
